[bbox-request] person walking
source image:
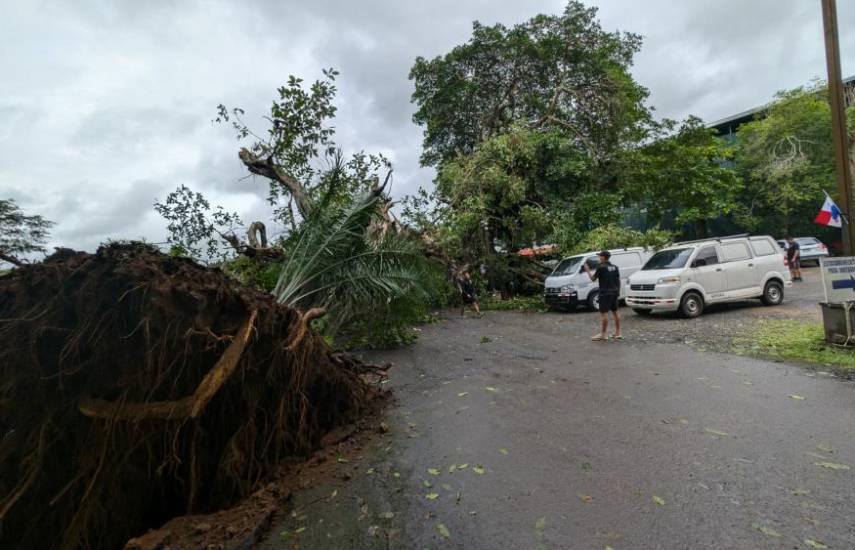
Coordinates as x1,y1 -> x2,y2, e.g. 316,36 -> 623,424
457,271 -> 482,317
583,250 -> 622,341
786,236 -> 802,281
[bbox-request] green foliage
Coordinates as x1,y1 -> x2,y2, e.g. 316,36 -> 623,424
482,295 -> 547,312
153,185 -> 243,263
409,1 -> 650,167
272,188 -> 430,341
0,199 -> 53,266
733,83 -> 852,236
562,224 -> 673,255
734,319 -> 855,377
623,116 -> 742,237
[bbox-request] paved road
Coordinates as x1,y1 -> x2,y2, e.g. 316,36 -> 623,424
263,267 -> 855,549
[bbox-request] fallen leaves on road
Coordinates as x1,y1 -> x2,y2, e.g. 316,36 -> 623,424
752,523 -> 781,538
448,464 -> 457,473
458,392 -> 469,397
805,539 -> 829,549
423,480 -> 432,488
442,483 -> 453,491
788,394 -> 806,401
499,448 -> 509,455
428,468 -> 440,475
535,517 -> 547,531
814,461 -> 850,471
652,496 -> 666,506
704,428 -> 729,437
578,494 -> 593,503
817,442 -> 833,453
473,465 -> 486,475
425,493 -> 439,500
458,463 -> 469,469
436,523 -> 451,538
791,488 -> 810,496
485,386 -> 499,392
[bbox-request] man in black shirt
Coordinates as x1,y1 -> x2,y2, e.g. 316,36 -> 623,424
457,271 -> 482,317
785,236 -> 802,282
583,250 -> 622,341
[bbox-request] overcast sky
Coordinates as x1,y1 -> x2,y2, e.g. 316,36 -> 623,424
2,0 -> 855,254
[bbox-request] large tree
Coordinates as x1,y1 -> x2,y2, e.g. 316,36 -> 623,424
733,84 -> 853,237
0,199 -> 53,267
409,1 -> 651,169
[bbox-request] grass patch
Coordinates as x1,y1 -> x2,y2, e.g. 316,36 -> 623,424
733,319 -> 855,377
481,295 -> 547,313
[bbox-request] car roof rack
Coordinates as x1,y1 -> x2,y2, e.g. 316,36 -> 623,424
676,233 -> 751,246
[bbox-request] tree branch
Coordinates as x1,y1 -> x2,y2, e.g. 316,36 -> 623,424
238,148 -> 312,217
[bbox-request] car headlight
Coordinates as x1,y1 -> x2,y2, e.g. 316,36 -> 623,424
560,284 -> 575,292
656,276 -> 681,285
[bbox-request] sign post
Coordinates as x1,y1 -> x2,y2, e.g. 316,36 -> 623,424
819,257 -> 855,345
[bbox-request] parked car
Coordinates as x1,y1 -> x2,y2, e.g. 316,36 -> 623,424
625,235 -> 791,318
544,247 -> 652,311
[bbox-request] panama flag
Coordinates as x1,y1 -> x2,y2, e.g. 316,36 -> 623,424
815,194 -> 843,228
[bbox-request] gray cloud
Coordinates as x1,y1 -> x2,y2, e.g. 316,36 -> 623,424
1,0 -> 854,253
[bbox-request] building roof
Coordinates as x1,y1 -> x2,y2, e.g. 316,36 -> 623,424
708,75 -> 855,135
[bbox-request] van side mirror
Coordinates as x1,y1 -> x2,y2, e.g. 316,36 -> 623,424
692,259 -> 706,268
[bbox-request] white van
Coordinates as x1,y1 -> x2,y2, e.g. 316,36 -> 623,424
544,247 -> 652,311
625,235 -> 791,318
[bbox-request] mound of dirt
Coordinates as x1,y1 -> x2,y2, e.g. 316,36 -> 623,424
0,243 -> 379,550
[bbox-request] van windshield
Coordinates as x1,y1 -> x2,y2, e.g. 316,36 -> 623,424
642,248 -> 693,270
551,256 -> 584,276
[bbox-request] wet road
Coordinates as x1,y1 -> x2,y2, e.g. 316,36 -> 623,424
262,268 -> 855,549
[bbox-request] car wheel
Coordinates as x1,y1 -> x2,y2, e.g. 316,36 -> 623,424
587,290 -> 600,311
761,280 -> 784,306
679,291 -> 704,318
633,308 -> 652,316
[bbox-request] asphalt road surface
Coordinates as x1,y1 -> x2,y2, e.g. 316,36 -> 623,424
263,266 -> 854,549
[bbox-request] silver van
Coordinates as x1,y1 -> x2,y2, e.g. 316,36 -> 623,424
544,247 -> 651,311
626,235 -> 790,317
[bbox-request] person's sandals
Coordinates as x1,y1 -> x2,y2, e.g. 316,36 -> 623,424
591,334 -> 607,341
611,334 -> 624,340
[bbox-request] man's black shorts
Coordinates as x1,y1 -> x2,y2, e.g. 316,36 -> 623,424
598,292 -> 618,313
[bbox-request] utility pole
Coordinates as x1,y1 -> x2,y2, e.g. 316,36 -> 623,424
821,0 -> 855,254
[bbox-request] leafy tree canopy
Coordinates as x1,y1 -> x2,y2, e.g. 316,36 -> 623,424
409,0 -> 651,168
0,199 -> 53,267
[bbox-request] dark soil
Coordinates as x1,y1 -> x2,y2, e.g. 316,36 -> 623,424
0,243 -> 379,550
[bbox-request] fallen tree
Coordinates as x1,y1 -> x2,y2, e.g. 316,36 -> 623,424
0,242 -> 380,550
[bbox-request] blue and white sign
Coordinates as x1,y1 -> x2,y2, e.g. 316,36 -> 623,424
820,257 -> 855,303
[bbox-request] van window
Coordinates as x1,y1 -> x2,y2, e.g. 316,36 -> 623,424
720,242 -> 751,262
551,256 -> 585,276
750,239 -> 776,256
611,252 -> 641,269
693,246 -> 719,266
642,248 -> 693,270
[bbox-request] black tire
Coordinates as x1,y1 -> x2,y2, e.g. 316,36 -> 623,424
587,290 -> 600,311
679,291 -> 704,318
633,308 -> 652,316
761,280 -> 784,306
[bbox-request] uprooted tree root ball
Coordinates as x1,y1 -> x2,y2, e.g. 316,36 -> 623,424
0,243 -> 383,550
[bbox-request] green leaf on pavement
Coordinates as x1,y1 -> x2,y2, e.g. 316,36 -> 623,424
423,480 -> 432,488
704,428 -> 728,437
792,488 -> 810,496
652,495 -> 665,506
499,448 -> 509,455
485,386 -> 498,392
437,523 -> 450,538
805,539 -> 829,549
448,464 -> 457,473
425,493 -> 439,500
814,461 -> 850,470
817,442 -> 833,453
458,392 -> 469,397
428,468 -> 440,475
788,394 -> 806,400
473,465 -> 486,474
752,523 -> 781,537
535,517 -> 546,531
458,463 -> 469,469
442,483 -> 453,491
295,527 -> 306,534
